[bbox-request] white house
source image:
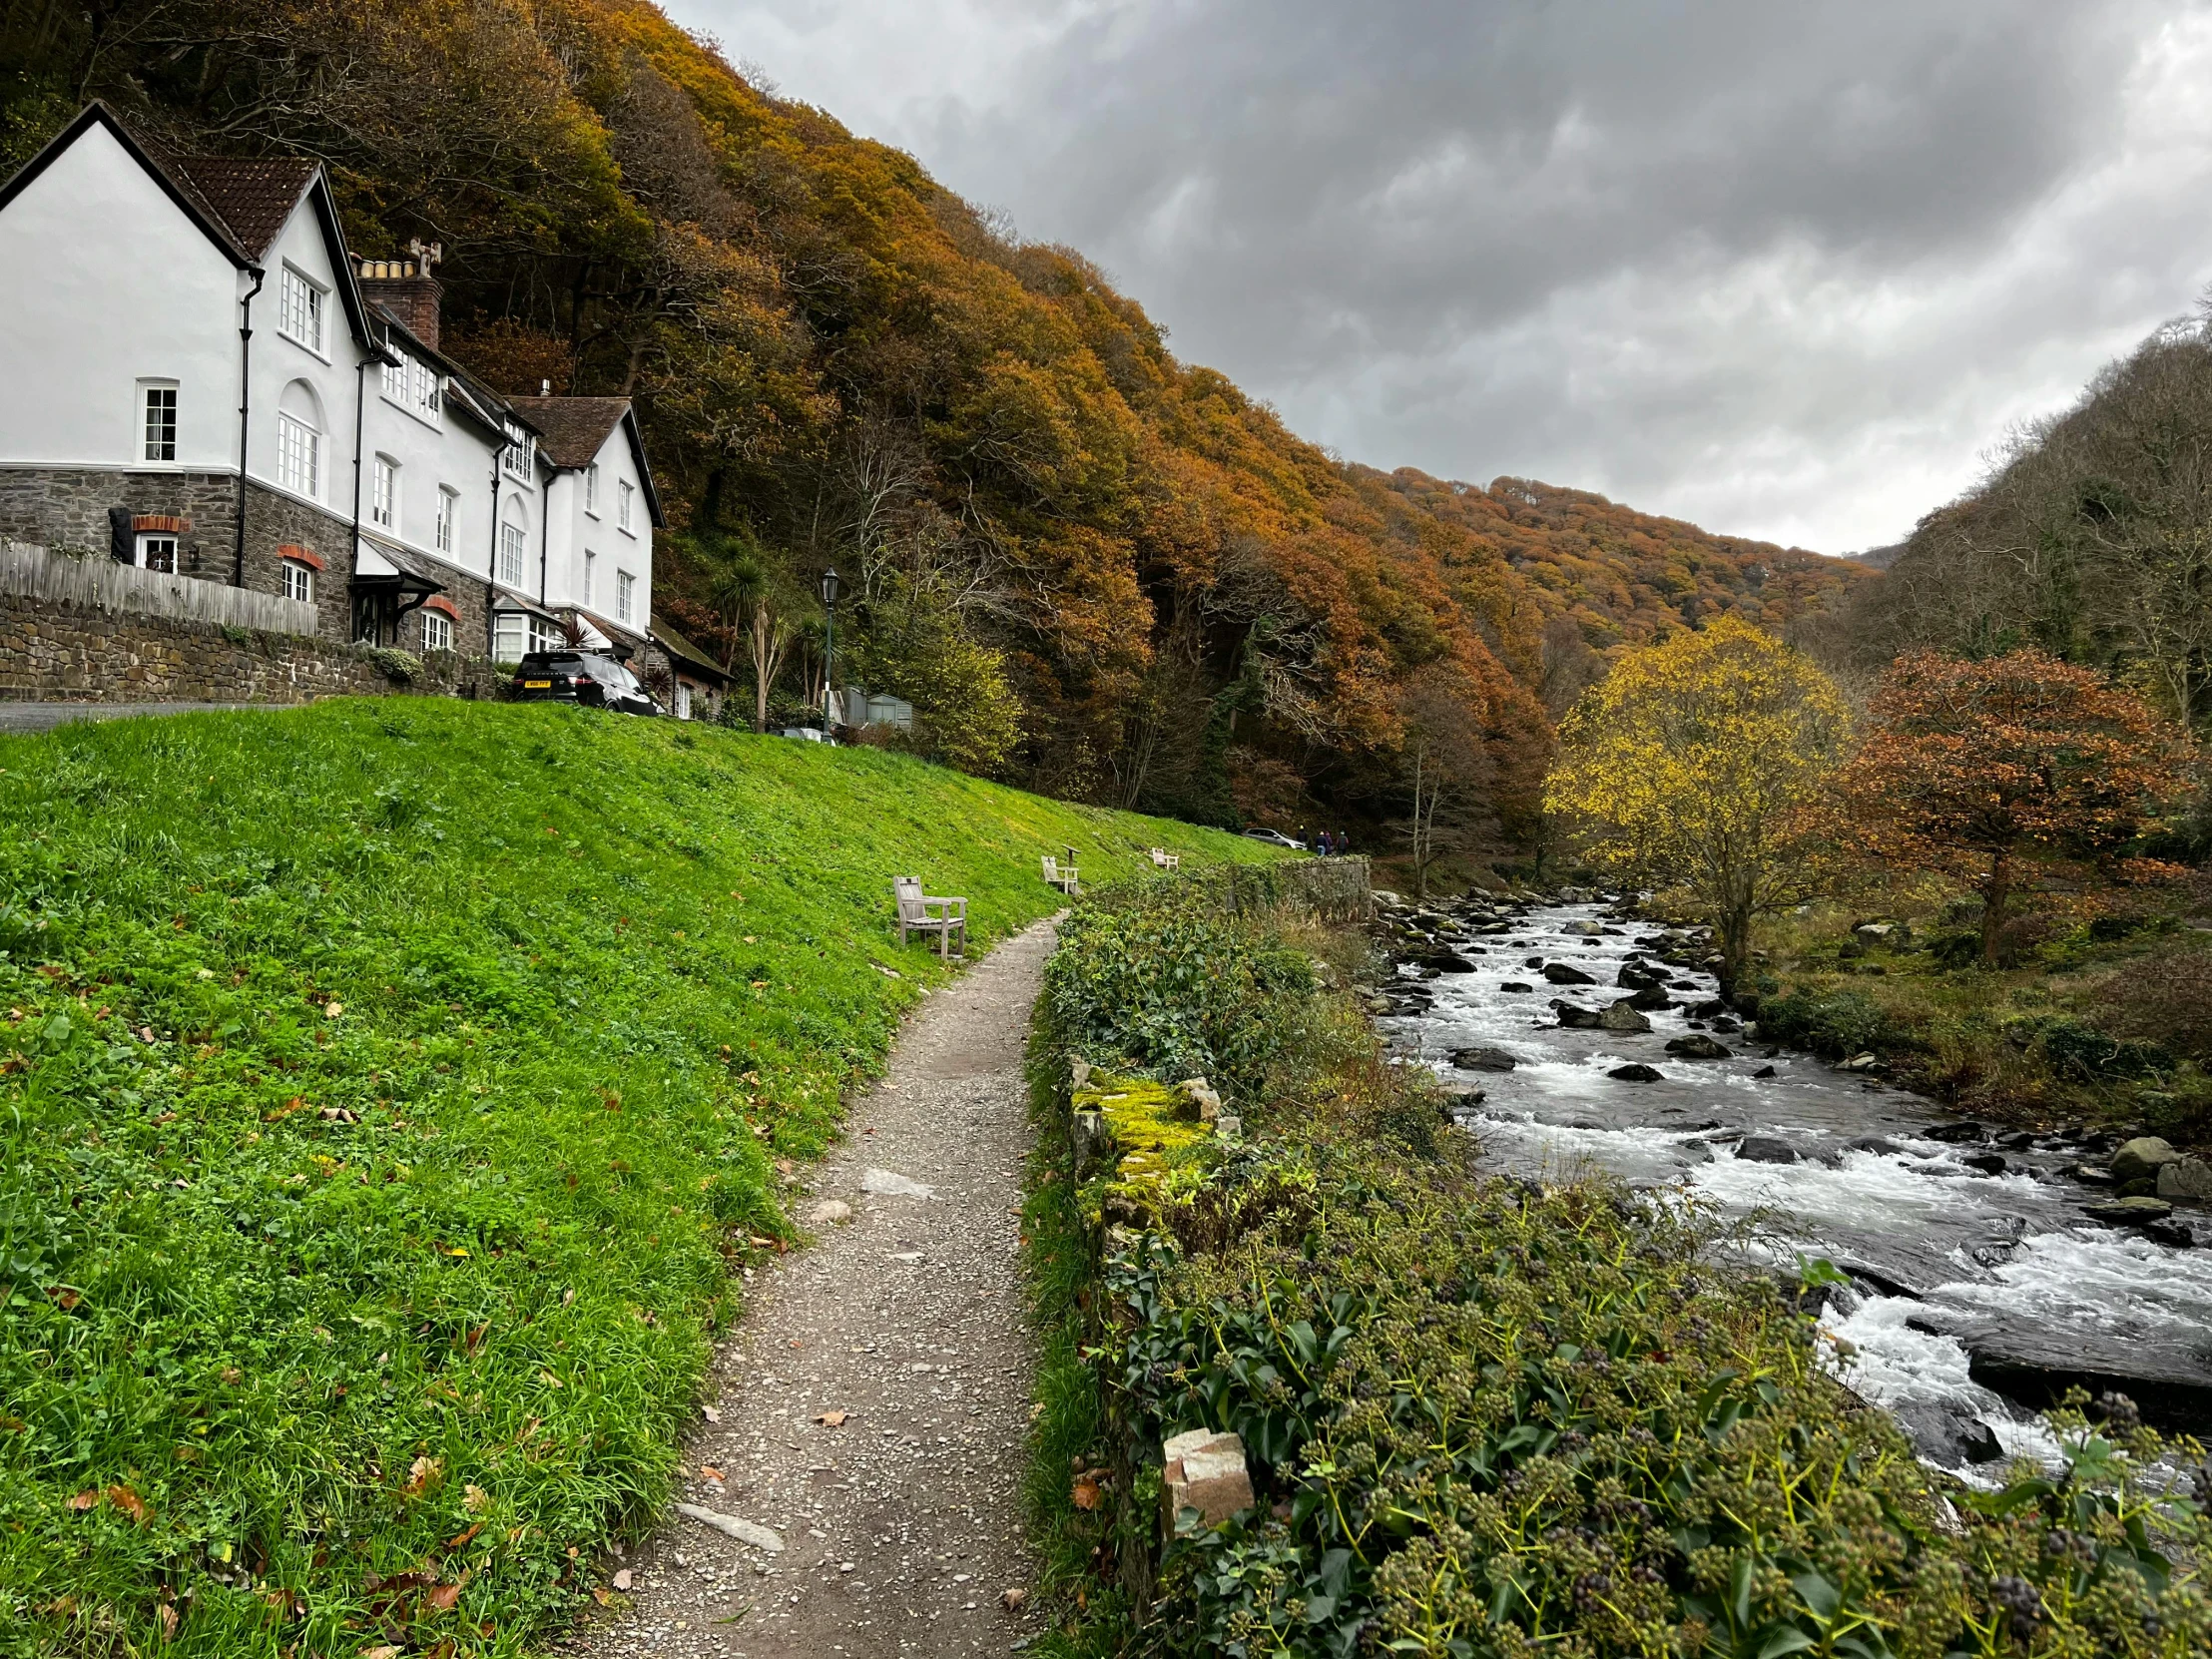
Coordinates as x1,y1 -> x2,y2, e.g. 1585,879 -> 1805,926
0,103 -> 674,680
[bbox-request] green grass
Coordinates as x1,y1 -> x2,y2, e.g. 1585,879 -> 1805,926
0,699 -> 1274,1657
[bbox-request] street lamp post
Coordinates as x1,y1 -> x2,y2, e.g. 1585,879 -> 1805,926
820,566 -> 839,732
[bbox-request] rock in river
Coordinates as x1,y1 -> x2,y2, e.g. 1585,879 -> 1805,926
1937,1318 -> 2212,1433
1664,1034 -> 1732,1060
2084,1196 -> 2172,1224
2111,1136 -> 2180,1184
2158,1157 -> 2212,1201
1608,1063 -> 1663,1082
1550,1001 -> 1603,1029
1599,999 -> 1652,1033
1541,962 -> 1597,985
1890,1400 -> 2005,1469
1451,1047 -> 1518,1072
1735,1136 -> 1801,1165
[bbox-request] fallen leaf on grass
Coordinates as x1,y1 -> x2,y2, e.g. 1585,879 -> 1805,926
445,1522 -> 483,1550
590,1586 -> 613,1607
44,1286 -> 80,1310
612,1568 -> 634,1592
155,1602 -> 178,1638
107,1484 -> 150,1525
360,1646 -> 402,1658
1070,1478 -> 1101,1511
813,1410 -> 848,1428
422,1580 -> 463,1612
699,1465 -> 725,1481
401,1455 -> 444,1498
67,1490 -> 97,1511
462,1484 -> 490,1512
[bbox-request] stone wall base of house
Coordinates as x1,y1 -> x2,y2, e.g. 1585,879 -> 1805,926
0,593 -> 504,706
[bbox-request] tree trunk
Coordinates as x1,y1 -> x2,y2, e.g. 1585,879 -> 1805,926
1978,849 -> 2011,965
1717,902 -> 1753,999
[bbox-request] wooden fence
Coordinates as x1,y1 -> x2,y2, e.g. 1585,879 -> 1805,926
0,541 -> 318,637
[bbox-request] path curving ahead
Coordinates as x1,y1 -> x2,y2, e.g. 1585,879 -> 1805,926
571,917 -> 1057,1659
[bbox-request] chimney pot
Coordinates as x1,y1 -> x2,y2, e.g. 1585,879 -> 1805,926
541,378 -> 552,396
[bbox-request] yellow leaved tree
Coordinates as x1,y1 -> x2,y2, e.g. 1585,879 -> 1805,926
1543,619 -> 1850,991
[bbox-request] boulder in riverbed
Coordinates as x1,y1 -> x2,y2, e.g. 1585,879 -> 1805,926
2157,1157 -> 2212,1201
1626,985 -> 1674,1011
1664,1034 -> 1732,1059
1599,999 -> 1652,1033
2085,1196 -> 2172,1224
1451,1047 -> 1518,1072
1735,1136 -> 1801,1165
1923,1120 -> 1987,1144
1542,962 -> 1597,985
1499,981 -> 1534,993
1891,1400 -> 2005,1469
1550,1001 -> 1603,1029
2111,1136 -> 2180,1184
1608,1063 -> 1663,1082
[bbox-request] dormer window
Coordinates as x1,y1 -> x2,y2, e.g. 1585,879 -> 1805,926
278,267 -> 324,353
382,349 -> 441,422
502,421 -> 535,480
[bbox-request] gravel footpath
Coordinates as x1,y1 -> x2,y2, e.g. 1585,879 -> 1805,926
567,917 -> 1058,1659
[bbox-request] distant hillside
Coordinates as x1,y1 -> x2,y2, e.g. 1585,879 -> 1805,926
0,0 -> 1870,835
1832,318 -> 2211,736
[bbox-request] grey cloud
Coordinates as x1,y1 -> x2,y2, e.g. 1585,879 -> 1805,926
673,0 -> 2212,549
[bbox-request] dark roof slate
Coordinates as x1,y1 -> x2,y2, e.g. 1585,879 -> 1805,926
168,156 -> 315,260
504,396 -> 630,468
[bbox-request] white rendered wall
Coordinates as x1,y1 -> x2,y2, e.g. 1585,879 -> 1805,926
247,202 -> 362,520
0,124 -> 242,470
552,423 -> 651,631
359,355 -> 508,588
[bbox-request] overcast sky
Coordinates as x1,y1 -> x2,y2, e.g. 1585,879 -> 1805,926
663,0 -> 2212,554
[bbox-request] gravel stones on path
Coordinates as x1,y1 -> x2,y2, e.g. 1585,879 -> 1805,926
565,918 -> 1058,1659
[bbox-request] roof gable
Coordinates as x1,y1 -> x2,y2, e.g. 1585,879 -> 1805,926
505,396 -> 666,528
0,102 -> 373,347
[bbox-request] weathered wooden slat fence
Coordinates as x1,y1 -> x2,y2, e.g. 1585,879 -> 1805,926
0,542 -> 318,637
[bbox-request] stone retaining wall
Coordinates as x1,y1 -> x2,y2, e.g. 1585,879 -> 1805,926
0,592 -> 501,706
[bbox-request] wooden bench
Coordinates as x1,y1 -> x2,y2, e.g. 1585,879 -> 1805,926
1148,846 -> 1181,870
891,875 -> 967,958
1041,854 -> 1079,895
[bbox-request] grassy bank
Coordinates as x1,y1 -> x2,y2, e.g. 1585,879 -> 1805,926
0,699 -> 1271,1657
1743,891 -> 2212,1148
1022,878 -> 2212,1657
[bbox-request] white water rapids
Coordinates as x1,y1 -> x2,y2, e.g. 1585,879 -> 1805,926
1382,900 -> 2212,1474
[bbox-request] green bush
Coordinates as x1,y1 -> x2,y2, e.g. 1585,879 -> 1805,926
1755,986 -> 1912,1059
1043,890 -> 1315,1096
2037,1018 -> 2174,1081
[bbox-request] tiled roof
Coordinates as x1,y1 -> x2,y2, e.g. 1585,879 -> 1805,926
169,157 -> 315,259
504,396 -> 630,468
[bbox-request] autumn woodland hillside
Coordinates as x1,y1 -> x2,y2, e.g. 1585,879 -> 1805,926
0,0 -> 1868,839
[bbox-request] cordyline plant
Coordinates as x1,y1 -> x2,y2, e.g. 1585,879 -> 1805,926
1543,620 -> 1850,991
1838,649 -> 2193,963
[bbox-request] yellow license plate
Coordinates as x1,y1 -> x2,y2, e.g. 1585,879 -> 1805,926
523,680 -> 552,689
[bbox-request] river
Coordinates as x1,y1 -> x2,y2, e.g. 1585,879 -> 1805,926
1377,895 -> 2212,1473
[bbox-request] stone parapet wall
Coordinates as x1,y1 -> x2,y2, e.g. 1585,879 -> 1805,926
0,592 -> 503,707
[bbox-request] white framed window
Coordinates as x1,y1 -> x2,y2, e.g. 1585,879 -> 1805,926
616,569 -> 636,625
134,533 -> 178,573
493,610 -> 525,665
435,486 -> 457,554
585,462 -> 600,514
278,267 -> 325,353
617,479 -> 635,533
531,616 -> 560,655
421,609 -> 453,652
276,412 -> 319,497
675,681 -> 692,721
380,351 -> 442,422
498,520 -> 526,587
371,456 -> 397,529
282,560 -> 315,604
140,382 -> 177,462
583,549 -> 597,606
501,421 -> 535,480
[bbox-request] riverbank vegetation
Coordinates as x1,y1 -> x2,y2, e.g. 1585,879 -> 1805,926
0,701 -> 1265,1655
1023,876 -> 2212,1656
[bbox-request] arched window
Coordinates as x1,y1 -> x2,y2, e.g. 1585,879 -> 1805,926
276,380 -> 324,499
498,494 -> 529,588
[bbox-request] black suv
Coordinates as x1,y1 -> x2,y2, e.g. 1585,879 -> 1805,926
511,651 -> 662,716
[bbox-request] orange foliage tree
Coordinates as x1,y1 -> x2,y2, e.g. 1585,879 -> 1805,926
1838,650 -> 2192,962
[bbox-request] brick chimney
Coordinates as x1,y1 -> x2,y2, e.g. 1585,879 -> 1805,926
356,241 -> 444,349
